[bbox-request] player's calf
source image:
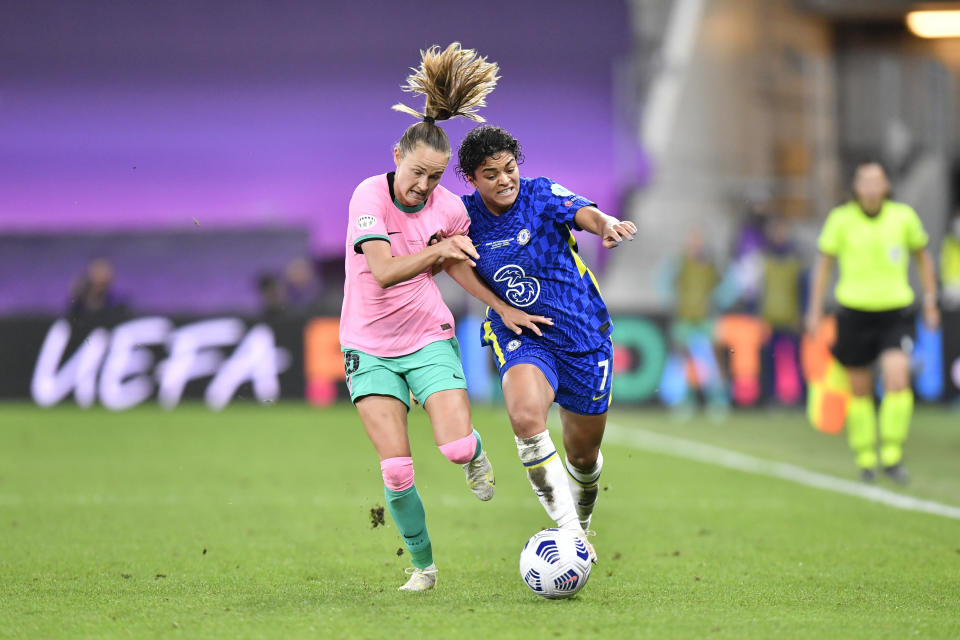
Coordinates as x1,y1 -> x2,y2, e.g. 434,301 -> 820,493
565,451 -> 603,531
516,431 -> 580,531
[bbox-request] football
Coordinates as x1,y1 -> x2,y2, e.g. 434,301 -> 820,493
519,528 -> 593,599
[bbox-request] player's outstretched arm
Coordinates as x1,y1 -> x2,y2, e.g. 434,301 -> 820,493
805,252 -> 835,335
443,260 -> 553,336
361,236 -> 478,289
573,206 -> 637,249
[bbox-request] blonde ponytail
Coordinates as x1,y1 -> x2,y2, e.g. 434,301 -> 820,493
392,42 -> 499,123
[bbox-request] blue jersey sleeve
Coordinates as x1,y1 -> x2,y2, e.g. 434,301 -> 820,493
531,177 -> 595,229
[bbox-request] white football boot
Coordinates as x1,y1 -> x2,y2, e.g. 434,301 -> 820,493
398,565 -> 437,592
462,450 -> 495,501
578,529 -> 599,565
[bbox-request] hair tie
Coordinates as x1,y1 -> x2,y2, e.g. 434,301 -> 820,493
423,115 -> 435,124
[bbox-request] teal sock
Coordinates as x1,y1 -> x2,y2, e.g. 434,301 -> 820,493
384,484 -> 433,569
472,428 -> 483,461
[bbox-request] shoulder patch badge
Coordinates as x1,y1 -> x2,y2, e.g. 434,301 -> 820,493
357,215 -> 378,230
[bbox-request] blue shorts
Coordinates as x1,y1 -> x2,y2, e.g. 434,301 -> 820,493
482,322 -> 613,415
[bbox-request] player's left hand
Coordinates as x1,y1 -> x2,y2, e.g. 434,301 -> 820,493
601,219 -> 637,249
498,305 -> 553,337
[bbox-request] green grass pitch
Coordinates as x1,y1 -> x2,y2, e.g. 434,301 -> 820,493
1,402 -> 958,639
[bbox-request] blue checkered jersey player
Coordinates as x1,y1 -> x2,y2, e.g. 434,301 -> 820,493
455,125 -> 637,538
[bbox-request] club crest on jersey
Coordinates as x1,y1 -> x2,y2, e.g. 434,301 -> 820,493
493,264 -> 541,308
506,339 -> 521,352
889,247 -> 902,262
517,228 -> 531,245
356,215 -> 378,230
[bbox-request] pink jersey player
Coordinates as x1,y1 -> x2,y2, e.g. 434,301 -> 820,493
340,173 -> 469,357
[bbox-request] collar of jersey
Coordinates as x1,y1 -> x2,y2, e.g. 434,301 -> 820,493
386,172 -> 427,213
472,181 -> 523,221
854,199 -> 888,219
393,197 -> 425,214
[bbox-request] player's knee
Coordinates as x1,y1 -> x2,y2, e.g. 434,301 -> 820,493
509,406 -> 546,438
438,433 -> 477,464
567,449 -> 600,472
380,456 -> 415,491
882,364 -> 910,392
884,376 -> 910,393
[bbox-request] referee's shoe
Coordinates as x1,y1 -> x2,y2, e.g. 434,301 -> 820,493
883,463 -> 910,485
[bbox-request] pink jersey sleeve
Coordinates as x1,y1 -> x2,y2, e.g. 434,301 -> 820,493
442,191 -> 471,237
347,179 -> 390,253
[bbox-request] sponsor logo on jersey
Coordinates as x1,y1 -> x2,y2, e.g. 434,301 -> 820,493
889,246 -> 902,262
550,183 -> 574,197
485,238 -> 514,249
493,265 -> 541,308
517,228 -> 531,245
506,339 -> 521,352
356,214 -> 378,230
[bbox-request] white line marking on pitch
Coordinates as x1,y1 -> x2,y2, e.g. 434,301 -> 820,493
592,422 -> 960,521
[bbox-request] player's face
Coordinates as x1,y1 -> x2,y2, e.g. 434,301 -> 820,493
393,142 -> 450,207
853,164 -> 889,214
468,152 -> 520,215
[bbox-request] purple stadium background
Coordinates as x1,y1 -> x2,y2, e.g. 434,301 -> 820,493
0,1 -> 633,314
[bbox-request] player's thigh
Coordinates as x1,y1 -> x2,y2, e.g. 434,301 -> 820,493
404,337 -> 468,404
423,388 -> 473,445
878,308 -> 914,392
501,362 -> 556,438
555,340 -> 614,416
345,348 -> 412,459
558,407 -> 606,469
355,394 -> 411,460
846,367 -> 873,397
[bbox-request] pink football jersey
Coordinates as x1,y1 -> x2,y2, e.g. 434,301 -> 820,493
340,173 -> 470,357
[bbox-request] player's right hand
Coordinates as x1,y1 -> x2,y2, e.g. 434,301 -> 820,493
433,234 -> 479,267
499,305 -> 553,337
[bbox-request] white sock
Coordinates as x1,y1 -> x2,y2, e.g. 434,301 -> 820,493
565,451 -> 603,530
515,431 -> 580,531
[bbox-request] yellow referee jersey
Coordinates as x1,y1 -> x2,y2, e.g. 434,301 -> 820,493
817,199 -> 928,311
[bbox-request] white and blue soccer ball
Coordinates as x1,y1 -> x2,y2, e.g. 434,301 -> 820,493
519,528 -> 592,599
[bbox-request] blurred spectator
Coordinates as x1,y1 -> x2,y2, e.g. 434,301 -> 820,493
283,256 -> 323,312
257,272 -> 287,317
759,217 -> 804,405
941,208 -> 960,310
68,257 -> 126,318
729,197 -> 771,312
658,229 -> 729,419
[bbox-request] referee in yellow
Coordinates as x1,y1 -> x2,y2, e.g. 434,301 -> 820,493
806,162 -> 940,483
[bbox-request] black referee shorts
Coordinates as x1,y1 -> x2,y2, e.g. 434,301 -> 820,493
831,306 -> 915,368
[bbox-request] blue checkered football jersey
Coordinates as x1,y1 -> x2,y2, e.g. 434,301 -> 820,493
462,176 -> 613,351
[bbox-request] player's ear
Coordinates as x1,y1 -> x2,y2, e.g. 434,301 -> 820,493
465,172 -> 478,189
393,146 -> 402,168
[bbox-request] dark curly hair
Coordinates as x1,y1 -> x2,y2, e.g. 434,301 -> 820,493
456,125 -> 524,180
